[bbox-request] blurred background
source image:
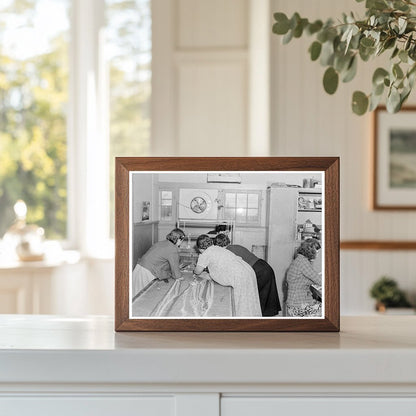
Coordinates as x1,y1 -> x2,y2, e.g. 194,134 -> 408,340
0,0 -> 415,316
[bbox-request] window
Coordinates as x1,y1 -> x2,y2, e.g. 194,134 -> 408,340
0,0 -> 70,239
0,0 -> 151,254
106,0 -> 151,237
160,190 -> 173,221
224,191 -> 261,224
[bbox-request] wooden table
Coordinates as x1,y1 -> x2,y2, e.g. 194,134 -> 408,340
132,272 -> 235,317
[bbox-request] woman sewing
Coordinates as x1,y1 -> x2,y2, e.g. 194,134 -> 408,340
286,238 -> 322,317
132,228 -> 185,298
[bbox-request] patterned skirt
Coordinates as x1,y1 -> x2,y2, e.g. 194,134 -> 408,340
286,300 -> 322,317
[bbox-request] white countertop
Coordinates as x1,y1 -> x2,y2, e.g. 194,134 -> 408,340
0,315 -> 415,387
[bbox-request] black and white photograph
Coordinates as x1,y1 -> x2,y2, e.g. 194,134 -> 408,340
129,171 -> 324,319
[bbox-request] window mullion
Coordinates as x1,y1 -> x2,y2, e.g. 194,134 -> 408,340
69,0 -> 108,256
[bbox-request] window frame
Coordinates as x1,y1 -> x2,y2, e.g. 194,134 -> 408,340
222,189 -> 262,226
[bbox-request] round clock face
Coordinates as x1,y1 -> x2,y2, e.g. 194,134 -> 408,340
190,196 -> 207,214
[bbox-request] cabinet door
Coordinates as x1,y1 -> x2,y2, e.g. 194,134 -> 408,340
222,397 -> 416,416
1,396 -> 175,416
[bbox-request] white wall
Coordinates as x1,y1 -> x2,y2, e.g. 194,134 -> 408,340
271,0 -> 416,313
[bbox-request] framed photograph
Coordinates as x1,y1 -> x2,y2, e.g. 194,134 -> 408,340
374,106 -> 416,209
115,157 -> 339,332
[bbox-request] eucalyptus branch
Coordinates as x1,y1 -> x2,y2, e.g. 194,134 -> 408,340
272,0 -> 416,114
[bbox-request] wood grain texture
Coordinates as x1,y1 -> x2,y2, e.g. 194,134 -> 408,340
373,106 -> 416,210
341,241 -> 416,250
115,157 -> 340,332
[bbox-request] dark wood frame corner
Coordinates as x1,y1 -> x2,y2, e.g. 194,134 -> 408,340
373,106 -> 416,210
115,157 -> 340,332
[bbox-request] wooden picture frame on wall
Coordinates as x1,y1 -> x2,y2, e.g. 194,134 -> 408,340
373,106 -> 416,210
115,157 -> 339,332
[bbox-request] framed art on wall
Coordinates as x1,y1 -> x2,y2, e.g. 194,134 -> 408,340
115,157 -> 339,332
374,106 -> 416,210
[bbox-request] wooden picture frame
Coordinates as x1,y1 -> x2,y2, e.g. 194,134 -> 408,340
373,106 -> 416,210
115,157 -> 339,332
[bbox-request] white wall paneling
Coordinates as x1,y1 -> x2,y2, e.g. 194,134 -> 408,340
177,58 -> 247,156
152,0 -> 270,156
177,0 -> 248,49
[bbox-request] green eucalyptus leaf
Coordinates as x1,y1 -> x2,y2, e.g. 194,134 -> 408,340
309,41 -> 322,61
369,92 -> 383,111
317,28 -> 331,43
408,71 -> 416,89
396,80 -> 404,89
342,56 -> 358,82
360,37 -> 375,48
393,63 -> 404,79
401,89 -> 411,105
391,47 -> 399,59
373,82 -> 385,96
290,12 -> 301,29
282,29 -> 294,44
387,87 -> 401,113
320,40 -> 335,66
366,0 -> 388,10
408,63 -> 416,77
359,44 -> 375,61
350,32 -> 361,49
393,0 -> 410,12
334,52 -> 351,72
399,49 -> 408,63
293,18 -> 308,38
352,91 -> 369,115
383,37 -> 396,50
323,67 -> 339,94
384,77 -> 391,87
307,20 -> 323,35
273,13 -> 290,34
372,67 -> 389,85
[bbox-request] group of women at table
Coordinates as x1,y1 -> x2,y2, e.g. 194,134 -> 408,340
132,228 -> 321,317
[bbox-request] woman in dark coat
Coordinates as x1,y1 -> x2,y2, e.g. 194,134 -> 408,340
214,234 -> 281,316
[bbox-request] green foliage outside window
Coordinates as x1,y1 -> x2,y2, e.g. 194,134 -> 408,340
0,0 -> 151,240
0,1 -> 69,238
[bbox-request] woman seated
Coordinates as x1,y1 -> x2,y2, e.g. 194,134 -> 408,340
286,238 -> 322,317
214,233 -> 281,316
193,234 -> 261,317
132,228 -> 185,298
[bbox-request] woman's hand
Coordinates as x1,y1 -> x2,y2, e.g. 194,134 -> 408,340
193,265 -> 205,275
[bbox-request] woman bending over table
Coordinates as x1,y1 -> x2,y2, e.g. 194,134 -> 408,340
193,234 -> 262,317
214,233 -> 281,316
132,228 -> 185,298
